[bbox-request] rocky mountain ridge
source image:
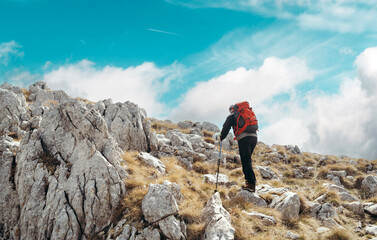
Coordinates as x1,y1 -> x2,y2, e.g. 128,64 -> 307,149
1,81 -> 377,240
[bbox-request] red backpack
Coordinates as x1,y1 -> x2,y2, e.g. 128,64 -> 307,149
233,101 -> 258,138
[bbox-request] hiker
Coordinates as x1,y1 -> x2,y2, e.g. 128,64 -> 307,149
220,101 -> 258,192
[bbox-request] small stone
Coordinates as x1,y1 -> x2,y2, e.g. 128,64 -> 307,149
243,211 -> 276,226
366,225 -> 377,236
316,227 -> 330,234
286,231 -> 299,239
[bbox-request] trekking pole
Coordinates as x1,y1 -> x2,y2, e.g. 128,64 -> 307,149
215,141 -> 222,193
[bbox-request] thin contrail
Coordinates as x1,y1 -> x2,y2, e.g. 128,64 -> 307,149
148,28 -> 181,36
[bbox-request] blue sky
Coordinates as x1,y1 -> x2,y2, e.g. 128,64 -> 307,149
1,0 -> 377,159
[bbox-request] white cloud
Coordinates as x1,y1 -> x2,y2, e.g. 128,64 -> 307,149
355,46 -> 377,95
172,46 -> 377,159
302,78 -> 376,158
298,3 -> 377,33
0,41 -> 23,65
170,56 -> 313,122
167,0 -> 377,33
5,70 -> 40,87
43,60 -> 183,116
262,46 -> 377,159
339,47 -> 354,56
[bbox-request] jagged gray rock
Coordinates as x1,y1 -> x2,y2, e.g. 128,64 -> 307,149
0,136 -> 21,239
362,175 -> 377,198
317,203 -> 338,220
366,225 -> 377,236
142,181 -> 181,223
270,192 -> 300,221
307,201 -> 322,218
324,183 -> 359,202
203,173 -> 229,185
286,231 -> 299,239
15,99 -> 127,239
28,81 -> 71,117
202,192 -> 235,240
201,121 -> 220,132
343,202 -> 364,215
137,152 -> 166,174
0,85 -> 29,136
365,203 -> 377,216
141,181 -> 185,240
165,130 -> 193,151
257,166 -> 279,180
95,99 -> 153,152
177,121 -> 194,129
285,145 -> 301,155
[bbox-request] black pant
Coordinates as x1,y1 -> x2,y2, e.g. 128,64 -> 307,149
238,136 -> 257,184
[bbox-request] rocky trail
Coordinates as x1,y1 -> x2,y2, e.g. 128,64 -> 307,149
1,82 -> 377,240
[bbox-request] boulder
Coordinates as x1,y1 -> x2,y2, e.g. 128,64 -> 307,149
365,203 -> 377,217
270,192 -> 300,221
257,166 -> 278,180
201,122 -> 220,132
137,152 -> 166,174
285,145 -> 301,155
325,183 -> 359,201
15,99 -> 127,239
321,217 -> 342,228
338,192 -> 359,202
362,175 -> 377,198
366,225 -> 377,236
202,192 -> 235,240
177,121 -> 193,129
343,202 -> 364,215
165,130 -> 193,151
141,181 -> 185,240
203,173 -> 229,185
317,203 -> 338,220
234,190 -> 267,207
306,201 -> 322,217
142,181 -> 181,223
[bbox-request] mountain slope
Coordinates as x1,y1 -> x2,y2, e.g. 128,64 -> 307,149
1,81 -> 377,240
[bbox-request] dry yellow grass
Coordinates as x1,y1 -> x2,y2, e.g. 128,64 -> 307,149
150,120 -> 192,135
203,137 -> 215,144
322,228 -> 353,240
116,134 -> 374,240
42,100 -> 58,107
202,130 -> 215,138
192,161 -> 211,174
151,121 -> 180,134
76,97 -> 95,104
21,88 -> 32,103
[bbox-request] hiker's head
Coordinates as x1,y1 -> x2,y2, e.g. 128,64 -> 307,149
229,105 -> 235,114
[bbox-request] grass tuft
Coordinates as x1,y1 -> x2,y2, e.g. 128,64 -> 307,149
323,229 -> 352,240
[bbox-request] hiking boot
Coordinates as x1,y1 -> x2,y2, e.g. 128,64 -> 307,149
242,182 -> 256,192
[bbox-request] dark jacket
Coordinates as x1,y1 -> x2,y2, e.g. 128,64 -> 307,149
220,114 -> 257,141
